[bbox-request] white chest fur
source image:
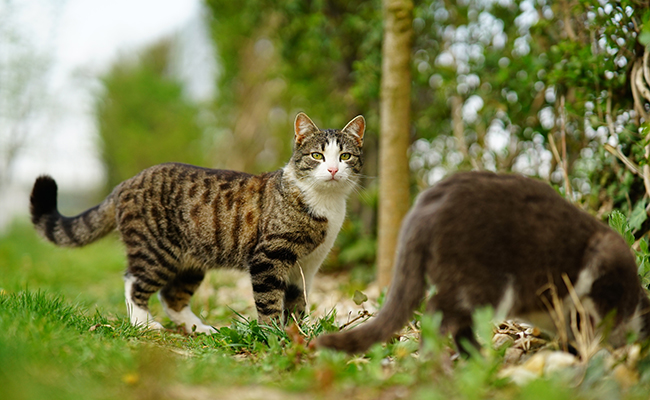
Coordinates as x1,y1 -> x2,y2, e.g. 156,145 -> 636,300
283,165 -> 351,294
294,190 -> 347,291
308,197 -> 347,259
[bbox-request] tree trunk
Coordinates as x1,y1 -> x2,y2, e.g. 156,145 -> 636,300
376,0 -> 413,288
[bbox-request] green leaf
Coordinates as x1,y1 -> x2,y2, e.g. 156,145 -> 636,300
352,290 -> 368,306
638,257 -> 650,280
608,210 -> 627,233
609,210 -> 635,247
629,199 -> 648,231
640,32 -> 650,46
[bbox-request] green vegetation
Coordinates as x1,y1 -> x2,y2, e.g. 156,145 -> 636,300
3,221 -> 650,400
96,41 -> 208,193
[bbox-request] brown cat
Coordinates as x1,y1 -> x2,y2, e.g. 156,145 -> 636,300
317,171 -> 650,354
30,112 -> 365,333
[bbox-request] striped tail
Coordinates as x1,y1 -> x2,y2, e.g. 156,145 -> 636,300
316,209 -> 428,354
30,175 -> 117,247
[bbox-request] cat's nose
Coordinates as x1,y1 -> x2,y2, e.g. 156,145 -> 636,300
327,166 -> 338,177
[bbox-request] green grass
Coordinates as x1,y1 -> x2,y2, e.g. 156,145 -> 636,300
0,222 -> 127,315
3,221 -> 650,399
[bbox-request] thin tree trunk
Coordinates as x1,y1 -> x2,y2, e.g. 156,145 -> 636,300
376,0 -> 413,288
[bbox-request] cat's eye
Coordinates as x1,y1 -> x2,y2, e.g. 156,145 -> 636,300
311,152 -> 324,160
340,153 -> 352,161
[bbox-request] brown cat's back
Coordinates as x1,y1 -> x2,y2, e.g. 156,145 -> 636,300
427,172 -> 604,302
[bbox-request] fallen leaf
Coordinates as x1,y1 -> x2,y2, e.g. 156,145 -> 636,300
353,290 -> 368,306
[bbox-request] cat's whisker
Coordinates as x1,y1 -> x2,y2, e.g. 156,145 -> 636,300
352,173 -> 377,181
344,181 -> 363,196
340,178 -> 371,201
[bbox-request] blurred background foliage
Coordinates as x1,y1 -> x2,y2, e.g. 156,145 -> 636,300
97,41 -> 208,191
94,0 -> 650,273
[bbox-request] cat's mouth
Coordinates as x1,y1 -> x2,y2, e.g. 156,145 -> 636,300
325,175 -> 343,183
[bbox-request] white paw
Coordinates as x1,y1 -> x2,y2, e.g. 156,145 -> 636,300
125,275 -> 162,331
128,309 -> 163,331
187,323 -> 218,335
140,320 -> 165,331
158,294 -> 214,334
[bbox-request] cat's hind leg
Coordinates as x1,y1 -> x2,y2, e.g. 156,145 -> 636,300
159,269 -> 216,334
124,244 -> 181,331
124,273 -> 164,330
428,292 -> 480,356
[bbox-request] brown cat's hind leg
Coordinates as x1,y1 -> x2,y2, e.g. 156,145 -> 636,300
430,293 -> 481,357
159,269 -> 216,334
452,324 -> 481,357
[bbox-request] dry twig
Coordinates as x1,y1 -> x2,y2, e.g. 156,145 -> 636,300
605,91 -> 616,138
629,48 -> 650,200
548,132 -> 573,199
338,309 -> 371,331
631,62 -> 649,121
603,143 -> 643,176
559,96 -> 573,199
561,274 -> 600,362
537,275 -> 569,352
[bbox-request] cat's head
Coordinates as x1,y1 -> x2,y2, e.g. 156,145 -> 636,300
287,112 -> 365,191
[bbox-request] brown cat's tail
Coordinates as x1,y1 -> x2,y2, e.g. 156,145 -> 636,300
316,209 -> 428,354
30,175 -> 117,247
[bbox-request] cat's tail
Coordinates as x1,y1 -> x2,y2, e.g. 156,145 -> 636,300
30,175 -> 117,247
316,208 -> 428,354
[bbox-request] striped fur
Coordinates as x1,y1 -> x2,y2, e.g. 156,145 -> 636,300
30,112 -> 365,333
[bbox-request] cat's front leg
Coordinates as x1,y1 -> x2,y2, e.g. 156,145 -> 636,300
250,274 -> 289,325
251,265 -> 311,325
284,282 -> 307,322
283,260 -> 320,322
249,248 -> 297,325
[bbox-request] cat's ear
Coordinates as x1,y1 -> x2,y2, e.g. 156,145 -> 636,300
342,115 -> 365,146
294,112 -> 320,145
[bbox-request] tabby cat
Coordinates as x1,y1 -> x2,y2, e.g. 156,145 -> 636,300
318,171 -> 650,354
30,112 -> 365,333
